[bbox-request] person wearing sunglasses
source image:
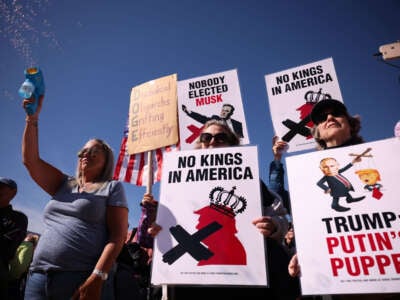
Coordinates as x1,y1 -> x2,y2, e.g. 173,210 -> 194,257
310,99 -> 364,150
22,96 -> 128,300
195,119 -> 240,149
160,119 -> 298,300
286,99 -> 364,278
288,99 -> 399,299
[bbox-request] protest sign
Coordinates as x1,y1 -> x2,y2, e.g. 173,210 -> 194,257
286,137 -> 400,295
127,74 -> 179,154
178,69 -> 249,150
265,58 -> 343,153
151,146 -> 267,286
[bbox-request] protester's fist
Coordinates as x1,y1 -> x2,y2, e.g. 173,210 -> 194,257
288,253 -> 301,277
252,216 -> 276,237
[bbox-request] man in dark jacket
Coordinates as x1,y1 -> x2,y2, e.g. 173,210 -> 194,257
0,177 -> 28,300
182,103 -> 244,138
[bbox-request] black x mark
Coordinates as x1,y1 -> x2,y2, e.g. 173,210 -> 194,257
281,114 -> 312,142
162,221 -> 222,265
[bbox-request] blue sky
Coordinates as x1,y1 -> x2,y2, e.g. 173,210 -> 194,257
1,0 -> 399,234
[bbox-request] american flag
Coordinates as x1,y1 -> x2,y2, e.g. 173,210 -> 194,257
113,124 -> 179,186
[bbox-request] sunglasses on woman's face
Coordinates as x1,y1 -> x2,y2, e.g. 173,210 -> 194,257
77,146 -> 105,158
314,109 -> 345,125
200,132 -> 229,144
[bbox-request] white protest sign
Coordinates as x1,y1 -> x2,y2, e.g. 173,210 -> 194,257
286,138 -> 400,295
265,57 -> 343,153
151,145 -> 267,286
178,69 -> 249,150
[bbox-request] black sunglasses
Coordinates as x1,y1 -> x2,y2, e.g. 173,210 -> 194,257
314,109 -> 345,125
77,145 -> 106,158
200,132 -> 229,144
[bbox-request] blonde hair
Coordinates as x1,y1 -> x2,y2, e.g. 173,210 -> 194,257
355,169 -> 381,181
195,120 -> 240,149
75,138 -> 115,183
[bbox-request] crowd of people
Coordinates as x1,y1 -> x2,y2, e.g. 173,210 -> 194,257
1,92 -> 397,300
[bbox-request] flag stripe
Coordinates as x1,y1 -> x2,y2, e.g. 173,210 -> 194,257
155,148 -> 163,182
113,133 -> 180,186
136,152 -> 146,186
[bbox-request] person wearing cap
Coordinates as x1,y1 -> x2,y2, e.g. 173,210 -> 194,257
288,99 -> 399,299
285,101 -> 361,273
309,99 -> 364,150
270,100 -> 364,217
0,177 -> 28,300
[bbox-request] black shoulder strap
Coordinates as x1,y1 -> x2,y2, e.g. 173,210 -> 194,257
127,227 -> 138,243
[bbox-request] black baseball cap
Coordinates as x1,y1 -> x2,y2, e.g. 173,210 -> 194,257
0,177 -> 17,189
310,99 -> 348,124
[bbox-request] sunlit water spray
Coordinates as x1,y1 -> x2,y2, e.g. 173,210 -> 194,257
0,0 -> 62,100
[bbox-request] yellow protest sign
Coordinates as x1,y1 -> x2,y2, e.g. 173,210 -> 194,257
128,74 -> 178,154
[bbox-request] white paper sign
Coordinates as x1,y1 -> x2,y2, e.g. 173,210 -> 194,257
178,69 -> 249,150
265,57 -> 343,153
151,146 -> 267,286
286,138 -> 400,295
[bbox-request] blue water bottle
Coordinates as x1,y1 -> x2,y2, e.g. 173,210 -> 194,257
18,67 -> 45,115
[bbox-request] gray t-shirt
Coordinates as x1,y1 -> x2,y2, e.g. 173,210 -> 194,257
30,177 -> 128,272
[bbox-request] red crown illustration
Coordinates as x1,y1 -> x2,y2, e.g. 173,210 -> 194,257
209,186 -> 247,217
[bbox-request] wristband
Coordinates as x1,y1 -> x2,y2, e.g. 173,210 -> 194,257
92,269 -> 108,280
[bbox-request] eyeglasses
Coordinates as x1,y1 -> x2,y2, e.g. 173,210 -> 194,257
200,132 -> 229,144
77,146 -> 105,158
314,110 -> 345,125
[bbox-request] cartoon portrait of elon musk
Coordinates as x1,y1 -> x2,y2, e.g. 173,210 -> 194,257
317,157 -> 365,212
162,186 -> 247,266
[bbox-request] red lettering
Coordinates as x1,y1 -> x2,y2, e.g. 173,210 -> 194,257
195,94 -> 223,106
360,256 -> 374,275
376,255 -> 391,274
326,232 -> 393,254
330,253 -> 400,276
345,257 -> 361,276
391,253 -> 400,273
330,258 -> 343,276
341,236 -> 356,253
326,237 -> 339,254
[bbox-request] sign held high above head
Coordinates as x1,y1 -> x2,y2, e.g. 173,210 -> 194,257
265,58 -> 343,153
128,74 -> 179,155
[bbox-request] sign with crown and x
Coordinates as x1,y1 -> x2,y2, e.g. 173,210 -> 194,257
265,57 -> 343,153
151,145 -> 268,286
